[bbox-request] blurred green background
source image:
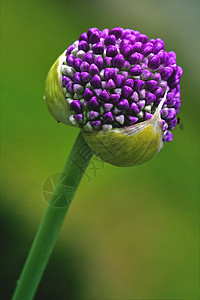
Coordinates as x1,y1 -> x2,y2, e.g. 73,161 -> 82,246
1,0 -> 199,299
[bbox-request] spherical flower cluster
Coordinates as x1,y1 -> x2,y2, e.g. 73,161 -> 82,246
61,27 -> 182,142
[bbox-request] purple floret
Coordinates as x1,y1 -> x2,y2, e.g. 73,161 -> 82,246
61,27 -> 182,141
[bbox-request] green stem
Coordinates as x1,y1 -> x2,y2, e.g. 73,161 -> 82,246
12,132 -> 93,300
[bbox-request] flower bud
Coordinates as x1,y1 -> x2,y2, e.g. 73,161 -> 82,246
45,27 -> 182,167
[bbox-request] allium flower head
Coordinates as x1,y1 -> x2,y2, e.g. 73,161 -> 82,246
45,27 -> 182,166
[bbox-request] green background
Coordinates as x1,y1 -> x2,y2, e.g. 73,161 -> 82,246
1,0 -> 199,299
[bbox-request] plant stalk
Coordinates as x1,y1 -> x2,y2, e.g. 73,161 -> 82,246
12,132 -> 93,300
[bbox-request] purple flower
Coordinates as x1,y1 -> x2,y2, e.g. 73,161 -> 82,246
99,90 -> 110,102
134,79 -> 144,91
92,42 -> 104,54
106,46 -> 119,57
104,68 -> 116,81
122,86 -> 133,98
106,79 -> 116,90
94,56 -> 104,69
74,113 -> 83,123
110,94 -> 120,104
91,120 -> 101,128
115,74 -> 125,87
62,76 -> 70,86
89,110 -> 99,120
130,102 -> 140,114
105,35 -> 116,46
70,100 -> 82,113
61,27 -> 182,142
129,65 -> 142,76
148,55 -> 161,70
89,64 -> 99,76
88,31 -> 100,44
117,99 -> 129,110
103,111 -> 114,122
128,52 -> 143,64
78,41 -> 89,52
145,80 -> 157,91
90,74 -> 101,88
127,116 -> 138,125
113,54 -> 125,68
88,96 -> 99,109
